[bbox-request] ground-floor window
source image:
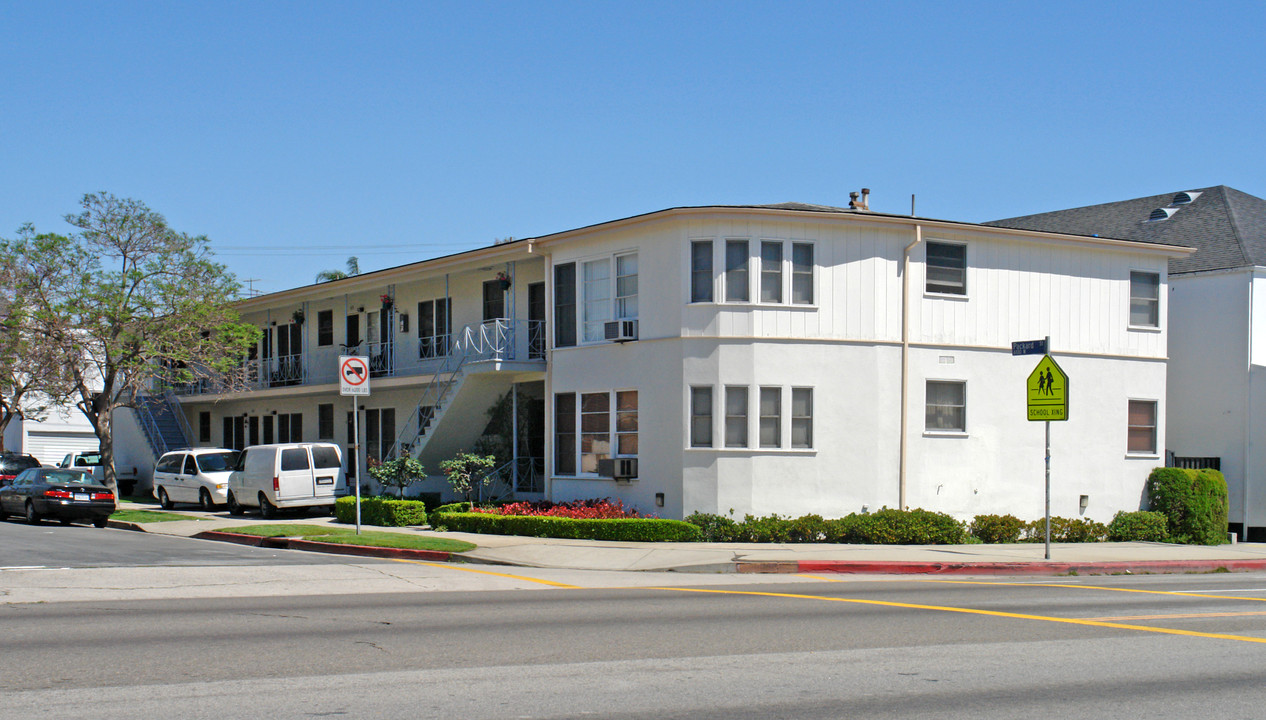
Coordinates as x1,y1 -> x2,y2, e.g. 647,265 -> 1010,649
691,383 -> 815,450
925,380 -> 965,432
1128,399 -> 1157,454
277,413 -> 303,443
690,387 -> 713,447
555,389 -> 637,475
364,408 -> 395,463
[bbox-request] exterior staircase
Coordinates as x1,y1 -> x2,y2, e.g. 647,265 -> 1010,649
135,391 -> 193,458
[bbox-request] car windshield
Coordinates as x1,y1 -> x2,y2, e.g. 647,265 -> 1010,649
196,451 -> 241,473
44,470 -> 93,485
73,453 -> 102,466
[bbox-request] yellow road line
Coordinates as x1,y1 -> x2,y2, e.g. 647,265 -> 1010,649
390,558 -> 581,588
651,586 -> 1266,645
1082,611 -> 1266,622
922,578 -> 1266,602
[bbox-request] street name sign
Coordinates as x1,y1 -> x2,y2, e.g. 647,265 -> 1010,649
1011,339 -> 1048,356
339,355 -> 370,396
1026,355 -> 1068,421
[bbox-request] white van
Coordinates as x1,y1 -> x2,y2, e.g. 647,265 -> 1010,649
226,443 -> 346,518
152,448 -> 241,510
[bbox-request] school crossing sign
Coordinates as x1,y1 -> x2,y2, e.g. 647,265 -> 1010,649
1026,355 -> 1068,421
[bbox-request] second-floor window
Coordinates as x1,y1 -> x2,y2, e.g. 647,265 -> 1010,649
417,298 -> 452,358
317,310 -> 333,346
926,241 -> 967,296
556,252 -> 639,345
582,259 -> 612,342
691,241 -> 713,302
555,263 -> 577,348
1130,271 -> 1160,328
725,240 -> 750,302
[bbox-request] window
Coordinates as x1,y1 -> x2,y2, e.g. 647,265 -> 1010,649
482,280 -> 505,322
346,313 -> 361,350
1130,271 -> 1160,327
555,393 -> 576,475
554,263 -> 577,348
277,413 -> 303,443
365,408 -> 394,462
417,298 -> 452,358
691,241 -> 713,302
262,415 -> 274,444
791,388 -> 813,448
312,446 -> 341,469
690,386 -> 713,447
317,310 -> 333,346
926,242 -> 966,295
1128,400 -> 1158,454
926,381 -> 966,432
198,412 -> 211,443
346,411 -> 357,478
792,243 -> 814,304
759,387 -> 781,448
760,242 -> 783,303
615,253 -> 638,320
725,386 -> 749,448
725,240 -> 749,302
615,390 -> 638,456
318,404 -> 334,440
582,259 -> 611,342
580,391 -> 610,473
248,416 -> 259,446
281,448 -> 310,471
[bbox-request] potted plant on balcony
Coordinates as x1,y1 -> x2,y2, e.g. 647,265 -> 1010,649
291,309 -> 304,325
380,293 -> 393,311
496,271 -> 511,291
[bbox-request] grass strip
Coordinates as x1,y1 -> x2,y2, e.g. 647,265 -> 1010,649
110,509 -> 202,523
225,524 -> 475,552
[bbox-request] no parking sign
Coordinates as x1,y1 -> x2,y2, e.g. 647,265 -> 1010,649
339,356 -> 370,396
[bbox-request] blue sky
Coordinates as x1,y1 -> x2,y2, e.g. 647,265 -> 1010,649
3,1 -> 1262,294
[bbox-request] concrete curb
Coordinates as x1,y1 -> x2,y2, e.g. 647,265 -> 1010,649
740,559 -> 1266,576
192,530 -> 456,562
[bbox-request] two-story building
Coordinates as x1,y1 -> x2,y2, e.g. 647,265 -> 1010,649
166,199 -> 1191,522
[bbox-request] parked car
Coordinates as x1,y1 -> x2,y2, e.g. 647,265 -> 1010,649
0,467 -> 115,527
152,448 -> 241,510
58,451 -> 141,496
0,452 -> 42,487
227,443 -> 346,518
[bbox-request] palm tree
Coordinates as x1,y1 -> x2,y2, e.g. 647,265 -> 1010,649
315,256 -> 360,283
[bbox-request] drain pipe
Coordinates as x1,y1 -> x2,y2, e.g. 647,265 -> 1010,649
899,224 -> 924,510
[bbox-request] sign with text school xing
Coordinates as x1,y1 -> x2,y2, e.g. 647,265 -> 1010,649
1026,355 -> 1068,421
339,355 -> 370,396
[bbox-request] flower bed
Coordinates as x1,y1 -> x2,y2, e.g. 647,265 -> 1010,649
472,498 -> 645,520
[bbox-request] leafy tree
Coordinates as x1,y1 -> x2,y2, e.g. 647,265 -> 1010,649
0,262 -> 75,451
439,451 -> 497,503
315,256 -> 360,283
367,455 -> 425,499
0,193 -> 259,495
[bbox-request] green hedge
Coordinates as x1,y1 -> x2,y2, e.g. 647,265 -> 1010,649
436,511 -> 701,542
1022,517 -> 1107,543
334,496 -> 428,527
969,514 -> 1026,543
1147,467 -> 1229,545
685,508 -> 967,545
1107,510 -> 1169,542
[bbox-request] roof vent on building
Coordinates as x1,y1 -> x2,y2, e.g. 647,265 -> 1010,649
1148,207 -> 1178,222
1171,191 -> 1202,206
848,188 -> 870,211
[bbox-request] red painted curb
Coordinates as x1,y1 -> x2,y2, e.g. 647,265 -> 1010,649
193,530 -> 453,562
782,559 -> 1266,576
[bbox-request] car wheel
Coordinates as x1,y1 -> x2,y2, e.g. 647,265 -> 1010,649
25,501 -> 41,525
199,489 -> 215,512
259,493 -> 277,519
227,492 -> 244,516
92,516 -> 109,528
158,488 -> 173,510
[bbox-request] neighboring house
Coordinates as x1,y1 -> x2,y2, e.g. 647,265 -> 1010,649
989,185 -> 1266,539
169,199 -> 1189,522
3,406 -> 98,465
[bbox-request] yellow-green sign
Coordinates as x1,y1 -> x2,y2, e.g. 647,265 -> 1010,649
1027,355 -> 1068,421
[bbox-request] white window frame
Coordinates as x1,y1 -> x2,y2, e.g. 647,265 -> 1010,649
720,238 -> 818,307
558,388 -> 639,476
690,240 -> 714,303
571,250 -> 640,344
791,387 -> 813,449
690,386 -> 714,448
925,380 -> 967,434
1127,398 -> 1159,456
724,385 -> 749,448
724,239 -> 751,303
614,252 -> 638,320
1129,270 -> 1161,330
925,240 -> 967,297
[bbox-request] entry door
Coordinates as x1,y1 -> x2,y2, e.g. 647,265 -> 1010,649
483,280 -> 505,322
528,282 -> 545,358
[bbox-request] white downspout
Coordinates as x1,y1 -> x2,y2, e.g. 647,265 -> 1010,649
899,224 -> 923,511
1245,273 -> 1254,539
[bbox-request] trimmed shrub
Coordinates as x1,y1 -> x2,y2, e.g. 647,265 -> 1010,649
1107,510 -> 1169,542
1022,516 -> 1107,543
438,512 -> 702,542
969,514 -> 1026,544
1147,467 -> 1229,545
684,512 -> 741,542
334,496 -> 428,527
827,508 -> 968,545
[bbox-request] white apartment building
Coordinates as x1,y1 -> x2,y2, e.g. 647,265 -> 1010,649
170,200 -> 1190,522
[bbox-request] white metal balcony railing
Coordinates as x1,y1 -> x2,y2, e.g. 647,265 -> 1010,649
170,319 -> 545,396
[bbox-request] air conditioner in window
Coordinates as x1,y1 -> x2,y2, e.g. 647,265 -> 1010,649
603,319 -> 638,342
597,457 -> 638,480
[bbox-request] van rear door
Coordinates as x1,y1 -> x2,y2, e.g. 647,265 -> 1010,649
310,445 -> 344,500
276,447 -> 315,500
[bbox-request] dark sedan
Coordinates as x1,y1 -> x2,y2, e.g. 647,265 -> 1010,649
0,468 -> 115,527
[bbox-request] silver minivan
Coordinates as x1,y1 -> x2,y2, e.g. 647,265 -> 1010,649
226,443 -> 346,518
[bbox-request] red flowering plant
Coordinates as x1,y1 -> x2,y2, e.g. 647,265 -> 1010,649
472,498 -> 652,519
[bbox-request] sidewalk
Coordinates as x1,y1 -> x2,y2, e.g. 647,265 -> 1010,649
112,505 -> 1266,576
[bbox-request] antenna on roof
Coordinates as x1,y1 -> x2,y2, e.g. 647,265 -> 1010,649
242,278 -> 262,297
911,194 -> 916,216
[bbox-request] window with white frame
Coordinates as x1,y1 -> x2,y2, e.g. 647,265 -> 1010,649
926,241 -> 966,295
582,259 -> 612,342
555,393 -> 576,475
615,254 -> 638,320
791,243 -> 814,304
760,242 -> 783,303
725,240 -> 750,302
791,387 -> 813,448
1128,399 -> 1157,454
690,386 -> 713,447
555,389 -> 638,475
725,386 -> 749,448
1130,271 -> 1160,328
615,390 -> 638,456
691,241 -> 713,303
926,380 -> 966,432
759,387 -> 781,448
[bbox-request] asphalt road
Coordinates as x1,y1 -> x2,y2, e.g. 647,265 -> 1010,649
7,558 -> 1266,719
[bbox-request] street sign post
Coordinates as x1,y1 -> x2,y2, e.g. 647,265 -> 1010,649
339,356 -> 370,534
1021,338 -> 1068,560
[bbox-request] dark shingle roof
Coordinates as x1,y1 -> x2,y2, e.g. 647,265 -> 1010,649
986,186 -> 1266,275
